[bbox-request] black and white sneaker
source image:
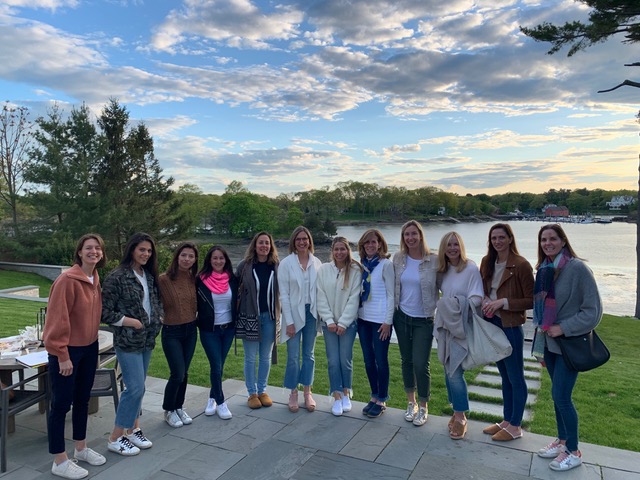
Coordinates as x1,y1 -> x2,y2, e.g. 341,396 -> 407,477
107,436 -> 140,456
127,428 -> 153,449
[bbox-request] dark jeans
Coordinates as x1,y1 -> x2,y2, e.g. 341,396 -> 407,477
48,341 -> 98,454
393,309 -> 434,403
357,319 -> 392,402
200,324 -> 235,404
488,317 -> 527,426
161,321 -> 197,411
544,347 -> 580,452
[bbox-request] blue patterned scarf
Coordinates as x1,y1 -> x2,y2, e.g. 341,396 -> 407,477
533,248 -> 572,331
360,255 -> 380,304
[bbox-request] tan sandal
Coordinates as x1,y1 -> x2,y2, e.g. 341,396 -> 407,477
450,419 -> 467,440
288,391 -> 299,412
483,423 -> 503,435
304,392 -> 316,412
448,415 -> 455,432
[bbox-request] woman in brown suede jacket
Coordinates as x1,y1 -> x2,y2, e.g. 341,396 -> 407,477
479,223 -> 534,442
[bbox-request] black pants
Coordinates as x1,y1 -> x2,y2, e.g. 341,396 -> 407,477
161,321 -> 197,411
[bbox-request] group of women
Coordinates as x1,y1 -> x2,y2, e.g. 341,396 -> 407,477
42,221 -> 601,478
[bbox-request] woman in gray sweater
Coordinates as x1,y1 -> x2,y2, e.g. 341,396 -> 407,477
533,224 -> 602,472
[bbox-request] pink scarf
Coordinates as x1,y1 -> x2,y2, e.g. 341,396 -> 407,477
201,271 -> 229,294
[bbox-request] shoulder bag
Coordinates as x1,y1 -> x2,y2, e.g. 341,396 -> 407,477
555,330 -> 610,372
462,307 -> 513,370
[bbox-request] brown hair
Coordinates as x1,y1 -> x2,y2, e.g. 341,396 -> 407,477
536,224 -> 581,269
330,236 -> 362,289
479,223 -> 520,280
166,242 -> 199,280
357,229 -> 390,260
74,233 -> 107,269
244,231 -> 279,265
288,226 -> 315,254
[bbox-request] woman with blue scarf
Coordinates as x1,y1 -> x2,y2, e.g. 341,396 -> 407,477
357,229 -> 395,418
532,224 -> 602,472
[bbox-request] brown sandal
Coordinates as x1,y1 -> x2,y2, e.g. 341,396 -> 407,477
448,415 -> 455,432
483,423 -> 503,435
450,419 -> 467,440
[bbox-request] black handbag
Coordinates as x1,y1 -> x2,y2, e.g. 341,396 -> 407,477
556,330 -> 610,372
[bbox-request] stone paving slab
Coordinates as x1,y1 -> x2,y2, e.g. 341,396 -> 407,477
3,376 -> 640,480
468,385 -> 537,405
468,399 -> 532,421
483,365 -> 542,379
475,373 -> 541,390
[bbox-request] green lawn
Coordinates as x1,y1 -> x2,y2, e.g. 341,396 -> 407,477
1,269 -> 638,452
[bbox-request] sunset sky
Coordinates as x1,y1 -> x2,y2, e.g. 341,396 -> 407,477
1,0 -> 638,197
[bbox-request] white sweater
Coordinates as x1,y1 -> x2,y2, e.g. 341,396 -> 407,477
316,262 -> 362,329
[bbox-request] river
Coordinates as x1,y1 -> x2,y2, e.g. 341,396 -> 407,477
337,221 -> 637,317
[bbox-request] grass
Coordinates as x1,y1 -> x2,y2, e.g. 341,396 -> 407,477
1,269 -> 638,452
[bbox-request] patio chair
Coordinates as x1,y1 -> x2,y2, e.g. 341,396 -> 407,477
90,368 -> 119,413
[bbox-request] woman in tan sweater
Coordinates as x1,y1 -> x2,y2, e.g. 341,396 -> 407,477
158,242 -> 199,428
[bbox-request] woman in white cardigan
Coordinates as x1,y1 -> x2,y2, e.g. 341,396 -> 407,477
279,226 -> 323,412
317,237 -> 362,416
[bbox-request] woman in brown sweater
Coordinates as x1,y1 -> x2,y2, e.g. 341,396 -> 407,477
44,234 -> 108,479
158,242 -> 199,428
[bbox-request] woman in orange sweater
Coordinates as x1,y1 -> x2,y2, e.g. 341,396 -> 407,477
43,234 -> 108,479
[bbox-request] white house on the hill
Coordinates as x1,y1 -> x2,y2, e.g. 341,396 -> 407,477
606,195 -> 636,210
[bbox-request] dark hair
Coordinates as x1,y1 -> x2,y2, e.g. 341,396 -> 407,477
120,232 -> 159,279
536,224 -> 581,268
74,233 -> 107,269
244,231 -> 279,265
199,245 -> 234,278
480,223 -> 520,280
288,226 -> 315,254
166,242 -> 199,280
357,228 -> 390,260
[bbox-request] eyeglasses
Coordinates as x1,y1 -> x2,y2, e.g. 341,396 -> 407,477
295,237 -> 309,243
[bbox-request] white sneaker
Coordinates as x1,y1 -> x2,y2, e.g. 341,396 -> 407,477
126,428 -> 152,449
331,398 -> 343,416
51,459 -> 88,479
165,410 -> 184,428
107,436 -> 140,456
537,439 -> 565,458
412,407 -> 428,426
216,402 -> 232,420
341,394 -> 352,412
404,402 -> 418,422
74,447 -> 106,466
205,398 -> 217,416
176,408 -> 192,425
549,450 -> 582,471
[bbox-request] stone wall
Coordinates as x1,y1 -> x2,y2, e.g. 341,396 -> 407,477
0,261 -> 68,281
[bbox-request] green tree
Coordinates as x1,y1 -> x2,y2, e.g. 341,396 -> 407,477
521,0 -> 640,317
0,102 -> 33,236
94,99 -> 174,254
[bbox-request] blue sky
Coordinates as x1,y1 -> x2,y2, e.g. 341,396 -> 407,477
1,0 -> 638,197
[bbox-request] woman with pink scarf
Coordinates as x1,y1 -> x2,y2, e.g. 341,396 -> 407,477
196,246 -> 238,420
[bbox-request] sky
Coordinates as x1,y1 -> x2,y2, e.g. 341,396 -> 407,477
1,0 -> 639,198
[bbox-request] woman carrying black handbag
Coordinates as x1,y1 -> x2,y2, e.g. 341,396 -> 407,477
532,224 -> 603,473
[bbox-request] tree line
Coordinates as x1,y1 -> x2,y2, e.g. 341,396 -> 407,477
0,99 -> 635,268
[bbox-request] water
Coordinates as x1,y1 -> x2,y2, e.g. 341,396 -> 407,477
337,221 -> 637,317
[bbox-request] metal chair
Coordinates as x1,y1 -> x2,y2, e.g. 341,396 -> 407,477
89,368 -> 119,413
0,369 -> 49,473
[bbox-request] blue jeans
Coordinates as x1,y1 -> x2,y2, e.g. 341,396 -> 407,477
161,321 -> 197,411
48,341 -> 98,454
200,324 -> 235,404
394,309 -> 434,402
544,347 -> 580,452
243,312 -> 275,395
445,365 -> 469,412
114,348 -> 153,429
323,322 -> 357,395
357,319 -> 391,402
488,318 -> 527,426
284,305 -> 317,389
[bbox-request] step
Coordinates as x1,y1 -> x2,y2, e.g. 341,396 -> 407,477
469,399 -> 532,421
474,373 -> 540,391
467,385 -> 537,405
483,365 -> 541,379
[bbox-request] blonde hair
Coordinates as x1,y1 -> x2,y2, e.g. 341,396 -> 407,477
399,220 -> 429,256
437,231 -> 469,273
288,226 -> 314,254
330,236 -> 362,289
